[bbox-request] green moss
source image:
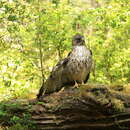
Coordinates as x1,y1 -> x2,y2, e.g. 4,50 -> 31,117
111,99 -> 125,112
8,123 -> 29,130
0,101 -> 35,129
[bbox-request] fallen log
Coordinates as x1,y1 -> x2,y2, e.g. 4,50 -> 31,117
0,84 -> 130,130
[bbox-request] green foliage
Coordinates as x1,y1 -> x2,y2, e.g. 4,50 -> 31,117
0,101 -> 35,129
0,0 -> 129,100
8,123 -> 28,130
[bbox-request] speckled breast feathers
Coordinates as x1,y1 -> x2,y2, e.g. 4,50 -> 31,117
63,45 -> 92,84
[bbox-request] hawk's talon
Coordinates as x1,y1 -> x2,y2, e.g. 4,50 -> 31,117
74,81 -> 79,88
81,81 -> 85,85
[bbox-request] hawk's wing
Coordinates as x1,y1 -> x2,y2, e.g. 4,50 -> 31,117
50,51 -> 71,77
84,49 -> 92,83
37,52 -> 72,98
37,47 -> 92,98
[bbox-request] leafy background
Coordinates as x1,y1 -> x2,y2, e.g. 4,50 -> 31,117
0,0 -> 129,100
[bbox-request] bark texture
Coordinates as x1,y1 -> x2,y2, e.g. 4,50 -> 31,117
1,84 -> 130,130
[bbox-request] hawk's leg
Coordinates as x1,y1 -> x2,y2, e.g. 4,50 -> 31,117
74,81 -> 79,88
59,87 -> 65,93
81,80 -> 85,85
80,80 -> 86,87
73,80 -> 85,88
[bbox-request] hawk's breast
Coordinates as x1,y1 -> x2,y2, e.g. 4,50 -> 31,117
65,45 -> 92,83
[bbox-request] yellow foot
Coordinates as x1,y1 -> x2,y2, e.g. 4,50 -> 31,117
80,81 -> 86,87
59,87 -> 65,93
81,81 -> 85,85
73,81 -> 79,88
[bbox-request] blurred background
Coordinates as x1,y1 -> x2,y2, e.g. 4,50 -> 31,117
0,0 -> 129,100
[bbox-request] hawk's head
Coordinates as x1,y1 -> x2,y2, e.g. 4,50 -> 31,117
72,34 -> 85,46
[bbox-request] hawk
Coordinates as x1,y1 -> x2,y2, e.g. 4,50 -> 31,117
37,34 -> 92,98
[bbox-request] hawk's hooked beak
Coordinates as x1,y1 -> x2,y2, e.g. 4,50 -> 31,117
72,34 -> 85,46
81,37 -> 85,43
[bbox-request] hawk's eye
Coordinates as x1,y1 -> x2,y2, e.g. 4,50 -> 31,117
77,38 -> 81,40
76,38 -> 81,42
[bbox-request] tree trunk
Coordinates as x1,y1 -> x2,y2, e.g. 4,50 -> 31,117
1,84 -> 130,130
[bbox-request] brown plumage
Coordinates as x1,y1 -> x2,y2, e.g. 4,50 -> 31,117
37,34 -> 92,98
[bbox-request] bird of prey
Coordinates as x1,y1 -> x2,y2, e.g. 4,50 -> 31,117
37,34 -> 92,98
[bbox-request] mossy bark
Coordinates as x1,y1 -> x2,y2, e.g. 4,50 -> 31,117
1,84 -> 130,130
